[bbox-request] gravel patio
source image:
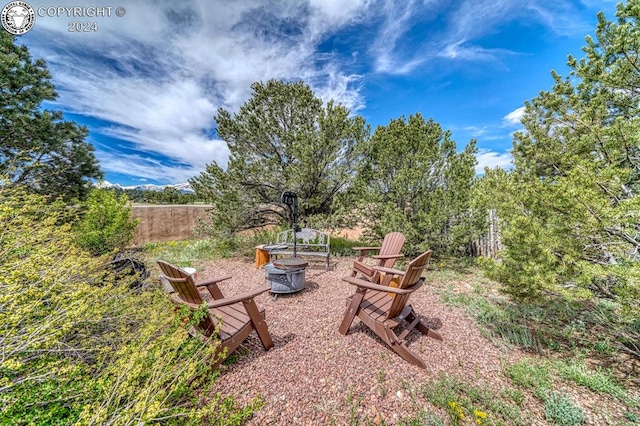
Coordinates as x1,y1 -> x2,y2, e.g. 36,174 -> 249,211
194,256 -> 541,425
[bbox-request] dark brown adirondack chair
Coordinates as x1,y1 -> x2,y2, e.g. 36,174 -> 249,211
157,260 -> 273,366
339,250 -> 442,368
350,232 -> 405,283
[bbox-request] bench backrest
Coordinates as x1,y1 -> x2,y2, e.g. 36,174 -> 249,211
276,228 -> 329,249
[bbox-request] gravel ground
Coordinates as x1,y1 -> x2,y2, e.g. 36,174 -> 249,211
192,256 -> 633,425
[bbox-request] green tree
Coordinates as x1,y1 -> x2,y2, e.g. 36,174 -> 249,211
190,79 -> 368,233
160,186 -> 180,203
0,32 -> 102,202
74,188 -> 139,255
483,0 -> 640,317
353,113 -> 480,255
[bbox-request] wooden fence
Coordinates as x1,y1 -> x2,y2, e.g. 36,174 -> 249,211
129,205 -> 503,258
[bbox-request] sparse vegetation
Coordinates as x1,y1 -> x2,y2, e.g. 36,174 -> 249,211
555,359 -> 627,401
543,392 -> 587,426
506,359 -> 553,395
0,186 -> 260,425
421,372 -> 524,425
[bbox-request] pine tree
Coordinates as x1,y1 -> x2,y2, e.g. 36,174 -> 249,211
0,32 -> 102,201
190,79 -> 367,233
353,113 -> 480,256
485,1 -> 640,316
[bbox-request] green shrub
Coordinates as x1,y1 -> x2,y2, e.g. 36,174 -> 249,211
329,236 -> 369,257
74,188 -> 139,255
555,360 -> 627,400
543,392 -> 587,426
145,239 -> 221,268
505,359 -> 553,395
0,186 -> 258,425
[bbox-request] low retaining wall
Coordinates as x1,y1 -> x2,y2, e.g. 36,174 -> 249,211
131,204 -> 212,246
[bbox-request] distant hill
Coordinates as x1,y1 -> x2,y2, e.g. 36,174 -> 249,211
95,181 -> 195,194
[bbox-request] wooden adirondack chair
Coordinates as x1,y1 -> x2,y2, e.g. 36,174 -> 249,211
350,232 -> 405,283
157,260 -> 274,366
339,250 -> 442,368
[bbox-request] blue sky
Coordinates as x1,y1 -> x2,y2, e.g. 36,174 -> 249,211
16,0 -> 618,186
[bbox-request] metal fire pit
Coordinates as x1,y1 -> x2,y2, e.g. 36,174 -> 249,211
265,258 -> 308,300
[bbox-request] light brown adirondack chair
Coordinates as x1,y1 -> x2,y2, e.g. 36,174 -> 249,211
350,232 -> 405,283
157,260 -> 273,366
339,250 -> 442,368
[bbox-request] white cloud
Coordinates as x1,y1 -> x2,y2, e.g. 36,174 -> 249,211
504,106 -> 526,126
21,0 -> 597,183
308,0 -> 372,31
369,0 -> 597,75
97,152 -> 207,183
311,66 -> 365,112
370,0 -> 426,73
465,126 -> 488,137
475,149 -> 513,174
24,0 -> 370,183
437,39 -> 515,64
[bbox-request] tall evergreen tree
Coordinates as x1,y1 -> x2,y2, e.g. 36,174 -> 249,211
190,79 -> 368,233
353,113 -> 480,256
484,0 -> 640,316
0,32 -> 102,201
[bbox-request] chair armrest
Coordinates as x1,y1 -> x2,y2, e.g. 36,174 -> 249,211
371,266 -> 406,276
194,275 -> 232,288
371,254 -> 404,260
161,275 -> 187,283
205,286 -> 271,309
342,275 -> 421,294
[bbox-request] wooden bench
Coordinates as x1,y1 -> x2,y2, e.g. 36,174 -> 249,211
268,228 -> 331,270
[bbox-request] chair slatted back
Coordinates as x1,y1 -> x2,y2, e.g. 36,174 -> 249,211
157,260 -> 203,305
371,232 -> 406,282
157,260 -> 216,335
380,232 -> 405,257
386,250 -> 432,319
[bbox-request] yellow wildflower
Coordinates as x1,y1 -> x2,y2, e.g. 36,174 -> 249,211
474,409 -> 488,424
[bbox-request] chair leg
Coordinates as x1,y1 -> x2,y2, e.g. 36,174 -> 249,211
211,342 -> 231,369
390,341 -> 427,369
380,325 -> 427,368
407,310 -> 443,341
338,289 -> 365,335
242,300 -> 274,350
